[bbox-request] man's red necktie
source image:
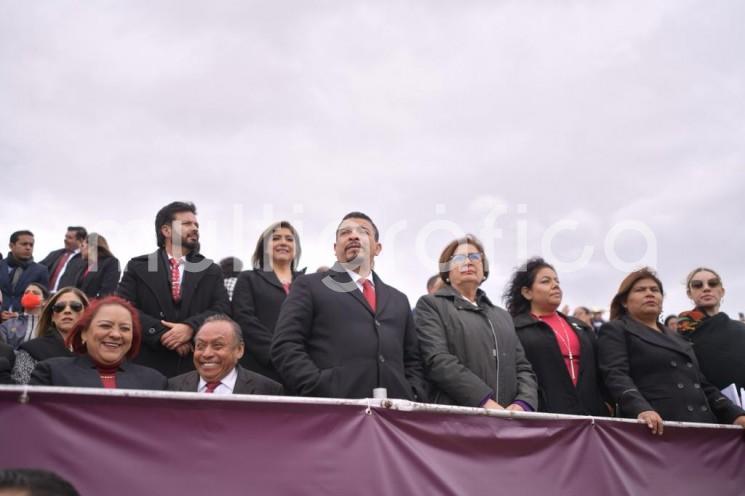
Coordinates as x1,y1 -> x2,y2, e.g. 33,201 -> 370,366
361,279 -> 376,312
169,258 -> 181,302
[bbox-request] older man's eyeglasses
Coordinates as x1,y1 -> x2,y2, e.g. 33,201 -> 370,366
689,279 -> 721,290
450,253 -> 483,264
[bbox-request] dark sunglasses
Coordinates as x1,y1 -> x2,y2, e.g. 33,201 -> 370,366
451,253 -> 483,264
689,279 -> 721,290
52,301 -> 84,313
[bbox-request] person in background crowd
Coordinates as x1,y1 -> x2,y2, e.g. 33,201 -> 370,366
663,315 -> 678,331
505,258 -> 608,415
30,295 -> 166,390
0,283 -> 49,349
315,265 -> 330,273
590,308 -> 606,332
73,233 -> 121,299
40,226 -> 87,293
0,341 -> 14,384
414,235 -> 537,410
12,287 -> 89,384
572,306 -> 593,328
0,469 -> 80,496
232,221 -> 304,383
117,201 -> 230,378
219,257 -> 244,301
677,267 -> 745,392
426,274 -> 444,295
272,212 -> 428,400
0,231 -> 49,322
168,314 -> 283,395
598,267 -> 745,435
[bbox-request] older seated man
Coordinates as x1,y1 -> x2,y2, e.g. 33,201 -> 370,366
168,314 -> 284,395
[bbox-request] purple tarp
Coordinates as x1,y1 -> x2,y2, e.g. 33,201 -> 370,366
1,387 -> 744,495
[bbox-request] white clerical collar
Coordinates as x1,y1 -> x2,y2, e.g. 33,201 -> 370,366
198,367 -> 238,394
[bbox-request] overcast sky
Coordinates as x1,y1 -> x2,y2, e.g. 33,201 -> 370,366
1,1 -> 744,318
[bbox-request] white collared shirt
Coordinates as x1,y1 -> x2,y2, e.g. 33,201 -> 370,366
345,268 -> 375,293
167,254 -> 185,286
198,367 -> 238,395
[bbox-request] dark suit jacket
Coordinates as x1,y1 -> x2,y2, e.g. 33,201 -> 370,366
231,269 -> 303,382
0,259 -> 49,312
29,354 -> 167,390
271,264 -> 428,401
167,365 -> 284,395
72,256 -> 121,298
513,312 -> 609,415
598,315 -> 744,424
117,249 -> 230,378
40,249 -> 84,289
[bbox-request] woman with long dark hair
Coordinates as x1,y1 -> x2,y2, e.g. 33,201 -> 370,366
504,257 -> 608,415
232,221 -> 304,382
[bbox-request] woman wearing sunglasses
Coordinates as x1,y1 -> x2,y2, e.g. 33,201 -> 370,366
30,296 -> 167,390
677,268 -> 745,392
505,257 -> 609,415
414,235 -> 537,410
11,287 -> 89,384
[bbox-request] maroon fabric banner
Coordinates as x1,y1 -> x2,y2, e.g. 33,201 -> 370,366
1,388 -> 744,495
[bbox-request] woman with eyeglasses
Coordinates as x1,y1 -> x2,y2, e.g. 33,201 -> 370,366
232,221 -> 304,382
598,268 -> 745,435
414,235 -> 537,410
677,267 -> 745,392
30,296 -> 167,390
504,257 -> 609,415
11,287 -> 89,384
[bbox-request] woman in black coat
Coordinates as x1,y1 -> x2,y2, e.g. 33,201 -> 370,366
232,221 -> 304,382
31,295 -> 166,390
677,267 -> 745,392
74,233 -> 121,299
505,257 -> 608,416
598,267 -> 745,435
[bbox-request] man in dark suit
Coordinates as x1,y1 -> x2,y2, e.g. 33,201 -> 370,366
0,231 -> 49,322
117,201 -> 230,378
168,314 -> 283,395
271,211 -> 428,401
40,226 -> 87,293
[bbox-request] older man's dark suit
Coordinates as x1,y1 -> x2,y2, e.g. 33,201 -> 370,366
271,265 -> 428,400
167,365 -> 284,395
29,355 -> 167,389
117,249 -> 230,378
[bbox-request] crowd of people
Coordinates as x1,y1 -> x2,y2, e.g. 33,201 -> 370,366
2,201 -> 745,436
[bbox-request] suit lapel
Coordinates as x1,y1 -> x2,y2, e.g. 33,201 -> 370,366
140,250 -> 176,316
623,315 -> 694,359
233,366 -> 255,394
327,265 -> 374,316
179,255 -> 209,312
75,355 -> 104,387
256,269 -> 285,292
372,272 -> 390,315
